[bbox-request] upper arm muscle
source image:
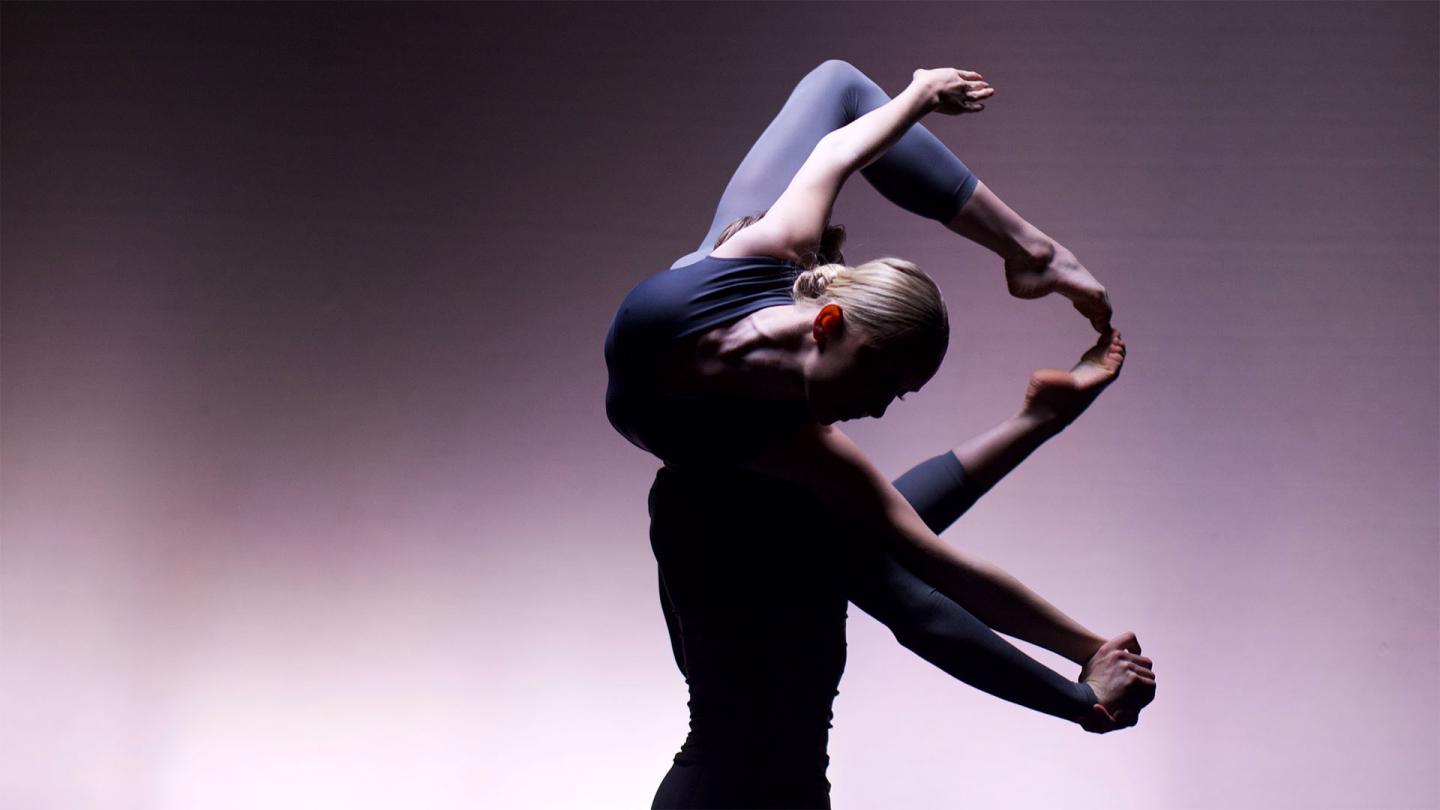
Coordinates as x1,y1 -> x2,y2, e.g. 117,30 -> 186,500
739,422 -> 987,606
708,135 -> 850,264
738,421 -> 927,548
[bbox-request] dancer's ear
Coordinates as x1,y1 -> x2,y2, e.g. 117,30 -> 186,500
812,303 -> 845,347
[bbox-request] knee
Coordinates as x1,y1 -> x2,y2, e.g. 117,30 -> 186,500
810,58 -> 863,84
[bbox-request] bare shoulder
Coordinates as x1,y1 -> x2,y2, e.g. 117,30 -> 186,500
736,421 -> 920,540
739,421 -> 878,495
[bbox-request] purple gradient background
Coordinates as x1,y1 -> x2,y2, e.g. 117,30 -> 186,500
3,2 -> 1436,808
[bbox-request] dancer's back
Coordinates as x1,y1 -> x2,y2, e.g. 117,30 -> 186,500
604,253 -> 815,472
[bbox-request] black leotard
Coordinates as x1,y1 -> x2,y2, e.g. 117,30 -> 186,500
604,253 -> 814,471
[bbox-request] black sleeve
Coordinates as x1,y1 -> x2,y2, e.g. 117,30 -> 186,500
842,451 -> 1097,723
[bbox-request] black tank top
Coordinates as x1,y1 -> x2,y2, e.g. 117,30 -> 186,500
603,254 -> 815,470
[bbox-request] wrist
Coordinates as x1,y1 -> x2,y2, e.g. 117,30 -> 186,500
904,77 -> 941,114
1070,632 -> 1106,666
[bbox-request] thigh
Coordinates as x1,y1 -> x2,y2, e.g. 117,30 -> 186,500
670,60 -> 863,269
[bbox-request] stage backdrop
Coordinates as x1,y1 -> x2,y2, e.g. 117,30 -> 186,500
3,2 -> 1436,808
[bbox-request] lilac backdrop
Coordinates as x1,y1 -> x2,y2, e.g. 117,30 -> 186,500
3,2 -> 1436,808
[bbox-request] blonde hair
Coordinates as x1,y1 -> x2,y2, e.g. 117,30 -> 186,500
791,257 -> 949,369
714,211 -> 949,365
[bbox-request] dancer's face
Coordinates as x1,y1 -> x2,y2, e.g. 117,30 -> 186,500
804,304 -> 935,424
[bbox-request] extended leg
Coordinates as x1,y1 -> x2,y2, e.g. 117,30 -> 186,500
670,59 -> 979,269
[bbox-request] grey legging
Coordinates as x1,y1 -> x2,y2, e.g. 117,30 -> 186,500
668,58 -> 979,271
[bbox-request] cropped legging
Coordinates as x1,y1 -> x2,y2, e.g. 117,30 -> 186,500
653,61 -> 1094,810
668,58 -> 979,271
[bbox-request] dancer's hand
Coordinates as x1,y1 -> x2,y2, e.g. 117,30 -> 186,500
1077,631 -> 1156,733
913,67 -> 993,115
1005,239 -> 1113,332
1020,329 -> 1126,430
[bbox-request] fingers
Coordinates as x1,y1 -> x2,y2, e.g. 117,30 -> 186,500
1082,702 -> 1146,734
1082,703 -> 1117,734
1122,651 -> 1153,672
949,70 -> 993,113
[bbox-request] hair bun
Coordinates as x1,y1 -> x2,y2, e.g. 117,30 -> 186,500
794,266 -> 839,299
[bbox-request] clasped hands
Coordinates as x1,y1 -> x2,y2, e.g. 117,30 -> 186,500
1077,631 -> 1157,733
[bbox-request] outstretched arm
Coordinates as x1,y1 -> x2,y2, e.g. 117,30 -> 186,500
847,446 -> 1099,725
740,420 -> 1103,664
850,330 -> 1148,729
880,329 -> 1129,656
842,516 -> 1098,724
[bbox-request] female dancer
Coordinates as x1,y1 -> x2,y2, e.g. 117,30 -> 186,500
604,59 -> 1156,809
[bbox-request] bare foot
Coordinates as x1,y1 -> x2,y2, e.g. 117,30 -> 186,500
1005,240 -> 1113,333
1021,329 -> 1126,428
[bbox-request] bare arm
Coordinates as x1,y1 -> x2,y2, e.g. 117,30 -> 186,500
712,70 -> 979,262
740,422 -> 1104,665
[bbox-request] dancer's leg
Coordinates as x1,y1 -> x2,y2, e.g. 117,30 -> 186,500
670,59 -> 979,269
891,449 -> 982,534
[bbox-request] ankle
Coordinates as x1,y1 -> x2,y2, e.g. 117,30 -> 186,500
1007,230 -> 1056,269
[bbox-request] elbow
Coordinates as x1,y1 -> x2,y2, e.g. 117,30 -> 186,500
814,131 -> 864,176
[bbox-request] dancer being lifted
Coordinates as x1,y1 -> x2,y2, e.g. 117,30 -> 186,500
603,59 -> 1156,809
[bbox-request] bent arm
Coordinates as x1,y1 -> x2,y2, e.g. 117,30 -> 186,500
740,422 -> 1103,666
715,77 -> 940,262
